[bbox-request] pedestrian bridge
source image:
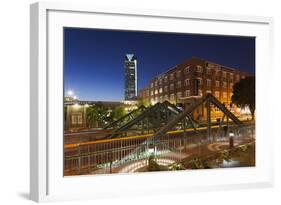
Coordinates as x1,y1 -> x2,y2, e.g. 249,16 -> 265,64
64,94 -> 255,176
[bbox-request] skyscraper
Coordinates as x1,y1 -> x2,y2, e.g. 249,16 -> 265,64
124,54 -> 137,101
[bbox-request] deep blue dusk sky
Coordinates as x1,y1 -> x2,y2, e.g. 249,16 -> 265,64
64,28 -> 255,101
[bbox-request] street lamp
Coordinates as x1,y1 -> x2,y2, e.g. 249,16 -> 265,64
229,131 -> 234,149
67,90 -> 73,96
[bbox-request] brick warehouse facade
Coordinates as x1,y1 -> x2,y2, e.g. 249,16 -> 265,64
139,57 -> 251,121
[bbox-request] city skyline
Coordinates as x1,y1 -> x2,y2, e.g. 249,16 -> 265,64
64,28 -> 255,101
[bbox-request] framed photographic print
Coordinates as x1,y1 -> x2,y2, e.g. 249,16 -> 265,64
30,2 -> 274,202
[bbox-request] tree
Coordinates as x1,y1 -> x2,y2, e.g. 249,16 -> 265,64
231,76 -> 255,120
86,103 -> 109,128
137,97 -> 150,108
111,106 -> 127,121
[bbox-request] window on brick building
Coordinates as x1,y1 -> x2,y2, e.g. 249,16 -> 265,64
185,90 -> 190,97
184,66 -> 190,74
207,79 -> 212,86
236,74 -> 240,81
216,81 -> 220,87
177,92 -> 182,99
170,73 -> 174,81
184,78 -> 190,86
215,91 -> 220,98
223,92 -> 227,99
164,76 -> 168,83
177,81 -> 182,88
196,65 -> 203,73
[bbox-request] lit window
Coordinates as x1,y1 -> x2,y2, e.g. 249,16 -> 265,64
184,66 -> 190,74
170,73 -> 174,81
155,81 -> 158,87
223,92 -> 227,99
164,76 -> 168,83
230,73 -> 234,79
196,65 -> 203,73
150,83 -> 154,88
223,82 -> 227,88
150,91 -> 154,96
159,88 -> 163,93
230,83 -> 233,89
155,89 -> 158,95
236,74 -> 240,81
207,79 -> 212,87
216,81 -> 220,87
206,90 -> 212,94
198,89 -> 203,96
215,91 -> 220,98
177,81 -> 182,88
177,92 -> 182,99
242,75 -> 246,79
215,70 -> 220,76
222,71 -> 227,78
206,68 -> 212,75
184,78 -> 190,86
185,90 -> 191,97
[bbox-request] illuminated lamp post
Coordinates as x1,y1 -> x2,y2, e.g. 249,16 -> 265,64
229,131 -> 234,149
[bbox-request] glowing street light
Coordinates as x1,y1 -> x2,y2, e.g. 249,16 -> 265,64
229,131 -> 234,149
67,90 -> 74,96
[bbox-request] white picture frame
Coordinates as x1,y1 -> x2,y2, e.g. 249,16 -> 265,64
30,2 -> 274,202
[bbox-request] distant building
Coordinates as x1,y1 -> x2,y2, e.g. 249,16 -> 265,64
124,54 -> 137,101
64,99 -> 138,131
139,57 -> 252,120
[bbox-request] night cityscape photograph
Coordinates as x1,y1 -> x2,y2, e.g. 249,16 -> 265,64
63,27 -> 255,176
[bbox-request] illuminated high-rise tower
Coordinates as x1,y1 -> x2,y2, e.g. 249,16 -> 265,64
124,54 -> 137,101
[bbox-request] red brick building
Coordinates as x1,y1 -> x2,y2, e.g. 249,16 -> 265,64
139,57 -> 251,120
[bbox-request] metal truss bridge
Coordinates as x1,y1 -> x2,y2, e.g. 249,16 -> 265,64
64,94 -> 255,175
